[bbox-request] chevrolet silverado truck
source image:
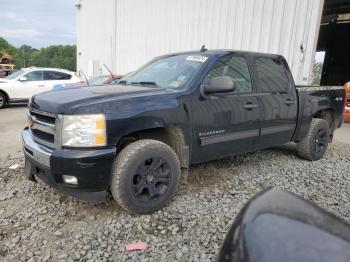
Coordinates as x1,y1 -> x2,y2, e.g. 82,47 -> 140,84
23,50 -> 346,214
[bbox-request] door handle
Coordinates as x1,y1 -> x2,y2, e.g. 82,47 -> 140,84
284,99 -> 296,105
38,85 -> 45,87
243,103 -> 258,110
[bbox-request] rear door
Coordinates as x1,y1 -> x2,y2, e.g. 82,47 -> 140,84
44,71 -> 73,90
191,54 -> 260,163
252,56 -> 298,148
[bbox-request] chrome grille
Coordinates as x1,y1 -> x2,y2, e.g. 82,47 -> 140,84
28,109 -> 58,148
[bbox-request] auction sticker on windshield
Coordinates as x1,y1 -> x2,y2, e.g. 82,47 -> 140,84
186,55 -> 208,63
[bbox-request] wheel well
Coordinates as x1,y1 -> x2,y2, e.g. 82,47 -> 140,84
0,90 -> 9,103
117,127 -> 189,168
313,109 -> 334,129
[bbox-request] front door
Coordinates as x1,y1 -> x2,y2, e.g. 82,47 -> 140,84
252,56 -> 298,149
13,71 -> 45,99
191,54 -> 260,163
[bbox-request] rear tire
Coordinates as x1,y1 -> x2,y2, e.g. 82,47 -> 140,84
110,139 -> 180,214
0,92 -> 7,109
296,118 -> 329,161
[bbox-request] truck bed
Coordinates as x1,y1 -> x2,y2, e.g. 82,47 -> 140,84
293,85 -> 345,142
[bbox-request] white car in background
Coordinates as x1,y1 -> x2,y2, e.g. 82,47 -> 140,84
0,67 -> 83,109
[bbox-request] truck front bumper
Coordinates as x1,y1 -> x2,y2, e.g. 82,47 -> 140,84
22,128 -> 116,202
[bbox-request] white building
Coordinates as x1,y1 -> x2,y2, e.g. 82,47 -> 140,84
76,0 -> 350,86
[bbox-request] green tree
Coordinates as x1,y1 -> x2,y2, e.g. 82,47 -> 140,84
0,37 -> 20,67
0,37 -> 17,56
28,45 -> 76,71
312,62 -> 324,85
0,37 -> 76,71
18,45 -> 38,68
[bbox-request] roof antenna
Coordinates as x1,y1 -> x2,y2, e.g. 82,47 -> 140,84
200,45 -> 207,52
103,63 -> 114,78
80,70 -> 90,86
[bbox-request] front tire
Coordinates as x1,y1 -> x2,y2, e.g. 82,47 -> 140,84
0,92 -> 7,109
296,118 -> 330,161
110,139 -> 180,214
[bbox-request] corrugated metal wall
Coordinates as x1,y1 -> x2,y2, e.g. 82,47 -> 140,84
77,0 -> 324,84
76,0 -> 116,78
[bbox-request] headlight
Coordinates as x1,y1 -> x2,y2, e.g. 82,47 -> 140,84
61,114 -> 106,147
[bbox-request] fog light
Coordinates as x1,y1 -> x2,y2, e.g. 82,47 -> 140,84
62,175 -> 78,185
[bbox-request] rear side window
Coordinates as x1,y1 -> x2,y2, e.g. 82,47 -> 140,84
205,56 -> 253,93
44,71 -> 72,80
255,57 -> 289,93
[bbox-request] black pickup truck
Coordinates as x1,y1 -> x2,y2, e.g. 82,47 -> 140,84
23,50 -> 345,214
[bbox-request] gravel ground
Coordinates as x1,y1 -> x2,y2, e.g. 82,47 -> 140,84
1,142 -> 350,262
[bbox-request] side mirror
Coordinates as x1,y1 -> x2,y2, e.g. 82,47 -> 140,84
201,76 -> 235,96
19,76 -> 27,81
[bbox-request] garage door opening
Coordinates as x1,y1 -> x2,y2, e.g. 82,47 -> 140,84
316,0 -> 350,85
312,51 -> 326,85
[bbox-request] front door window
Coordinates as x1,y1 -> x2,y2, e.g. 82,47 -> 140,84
24,71 -> 44,81
204,55 -> 253,94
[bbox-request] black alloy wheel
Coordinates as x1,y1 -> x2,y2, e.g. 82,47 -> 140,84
297,118 -> 330,161
131,157 -> 171,203
314,129 -> 327,153
111,139 -> 181,214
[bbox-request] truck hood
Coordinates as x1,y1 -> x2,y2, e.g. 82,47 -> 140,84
30,84 -> 181,114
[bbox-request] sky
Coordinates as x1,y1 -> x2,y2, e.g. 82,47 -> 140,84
315,51 -> 325,63
0,0 -> 75,48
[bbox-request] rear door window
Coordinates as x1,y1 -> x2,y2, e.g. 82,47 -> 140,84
254,57 -> 289,93
44,71 -> 72,80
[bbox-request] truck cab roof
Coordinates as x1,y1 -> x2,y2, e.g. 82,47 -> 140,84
158,49 -> 284,59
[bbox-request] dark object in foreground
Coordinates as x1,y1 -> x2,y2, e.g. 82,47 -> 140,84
23,49 -> 345,214
218,188 -> 350,262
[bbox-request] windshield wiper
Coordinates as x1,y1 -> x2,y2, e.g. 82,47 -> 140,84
130,81 -> 159,88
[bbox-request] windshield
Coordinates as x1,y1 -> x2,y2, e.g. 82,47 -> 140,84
5,69 -> 26,80
118,54 -> 208,89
